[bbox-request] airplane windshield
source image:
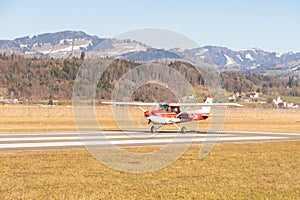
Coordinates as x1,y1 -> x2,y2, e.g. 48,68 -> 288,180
159,104 -> 169,111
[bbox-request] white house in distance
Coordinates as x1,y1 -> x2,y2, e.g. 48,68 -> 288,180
228,92 -> 260,102
273,96 -> 285,106
0,97 -> 19,104
287,102 -> 299,108
248,92 -> 259,99
273,96 -> 299,108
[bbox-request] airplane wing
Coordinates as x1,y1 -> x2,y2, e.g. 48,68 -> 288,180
101,102 -> 159,106
169,103 -> 243,107
102,102 -> 243,107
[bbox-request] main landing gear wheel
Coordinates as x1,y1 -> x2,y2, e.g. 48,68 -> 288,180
151,126 -> 157,133
180,127 -> 187,133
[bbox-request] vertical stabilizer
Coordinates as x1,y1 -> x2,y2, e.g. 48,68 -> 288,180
202,95 -> 213,113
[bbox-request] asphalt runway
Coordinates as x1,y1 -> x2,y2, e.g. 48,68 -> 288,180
1,130 -> 300,151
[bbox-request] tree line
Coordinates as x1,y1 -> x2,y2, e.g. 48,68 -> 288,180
0,53 -> 299,102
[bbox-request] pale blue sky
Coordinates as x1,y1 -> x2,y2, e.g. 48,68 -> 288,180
0,0 -> 299,53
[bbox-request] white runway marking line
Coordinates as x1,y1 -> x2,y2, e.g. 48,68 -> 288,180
0,133 -> 233,142
0,135 -> 184,142
0,136 -> 287,149
0,131 -> 131,136
0,142 -> 83,149
226,131 -> 300,136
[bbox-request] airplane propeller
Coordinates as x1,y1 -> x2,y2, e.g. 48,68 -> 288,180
138,106 -> 146,112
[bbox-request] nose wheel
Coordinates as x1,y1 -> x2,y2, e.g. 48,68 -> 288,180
180,127 -> 187,133
150,124 -> 164,133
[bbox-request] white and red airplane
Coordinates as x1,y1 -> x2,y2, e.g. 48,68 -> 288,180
102,95 -> 242,133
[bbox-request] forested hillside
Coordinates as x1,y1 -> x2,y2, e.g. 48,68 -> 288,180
0,54 -> 299,102
221,73 -> 300,96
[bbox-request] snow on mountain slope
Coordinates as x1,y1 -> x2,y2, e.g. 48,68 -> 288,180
1,31 -> 300,76
245,53 -> 255,61
224,54 -> 236,66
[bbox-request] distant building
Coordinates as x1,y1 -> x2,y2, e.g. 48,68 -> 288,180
182,94 -> 195,101
287,103 -> 299,108
273,96 -> 298,108
228,92 -> 260,102
228,94 -> 236,101
2,98 -> 19,104
248,92 -> 259,99
273,96 -> 283,105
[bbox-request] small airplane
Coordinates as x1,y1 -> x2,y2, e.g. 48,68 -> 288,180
102,95 -> 243,133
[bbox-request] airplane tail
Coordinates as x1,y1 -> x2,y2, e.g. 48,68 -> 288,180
202,95 -> 213,114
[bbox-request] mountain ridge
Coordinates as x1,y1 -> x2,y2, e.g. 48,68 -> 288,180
1,30 -> 300,77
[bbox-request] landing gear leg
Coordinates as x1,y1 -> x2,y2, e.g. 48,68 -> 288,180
172,123 -> 187,134
150,124 -> 164,133
151,125 -> 157,133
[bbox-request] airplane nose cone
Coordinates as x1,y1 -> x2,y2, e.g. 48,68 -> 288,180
144,110 -> 150,117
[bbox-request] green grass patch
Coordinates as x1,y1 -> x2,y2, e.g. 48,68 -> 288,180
281,95 -> 300,104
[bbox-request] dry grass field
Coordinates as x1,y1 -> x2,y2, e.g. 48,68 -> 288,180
1,143 -> 300,199
224,108 -> 300,133
0,105 -> 299,133
1,105 -> 300,199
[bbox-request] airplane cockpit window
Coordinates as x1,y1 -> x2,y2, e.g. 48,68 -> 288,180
160,104 -> 169,111
171,107 -> 178,113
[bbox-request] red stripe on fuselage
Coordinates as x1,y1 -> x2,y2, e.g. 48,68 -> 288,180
151,110 -> 177,118
150,110 -> 209,121
182,113 -> 209,120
